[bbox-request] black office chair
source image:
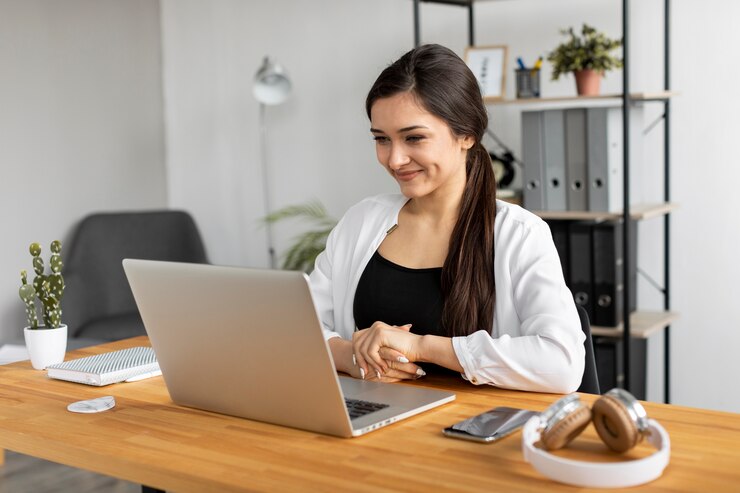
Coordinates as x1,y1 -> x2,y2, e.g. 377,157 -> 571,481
575,305 -> 601,395
62,210 -> 208,348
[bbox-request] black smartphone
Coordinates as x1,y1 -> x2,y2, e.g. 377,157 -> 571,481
443,406 -> 539,443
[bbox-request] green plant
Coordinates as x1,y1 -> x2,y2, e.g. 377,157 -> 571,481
264,201 -> 337,273
19,241 -> 65,329
547,24 -> 623,80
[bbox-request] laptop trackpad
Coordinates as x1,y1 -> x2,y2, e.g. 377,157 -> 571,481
339,376 -> 430,409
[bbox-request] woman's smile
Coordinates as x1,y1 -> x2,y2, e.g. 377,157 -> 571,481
395,169 -> 423,181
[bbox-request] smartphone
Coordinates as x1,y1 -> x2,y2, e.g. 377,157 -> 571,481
443,406 -> 539,443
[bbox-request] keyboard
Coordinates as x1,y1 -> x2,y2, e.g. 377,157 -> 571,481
344,398 -> 389,420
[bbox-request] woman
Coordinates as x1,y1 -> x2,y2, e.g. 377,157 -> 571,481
309,44 -> 584,394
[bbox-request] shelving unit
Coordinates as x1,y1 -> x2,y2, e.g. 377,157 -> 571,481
533,202 -> 678,222
484,90 -> 678,106
411,0 -> 674,402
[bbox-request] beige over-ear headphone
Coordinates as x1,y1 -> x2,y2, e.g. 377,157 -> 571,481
522,388 -> 671,488
541,388 -> 646,453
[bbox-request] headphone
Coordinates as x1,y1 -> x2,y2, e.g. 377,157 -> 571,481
522,389 -> 671,488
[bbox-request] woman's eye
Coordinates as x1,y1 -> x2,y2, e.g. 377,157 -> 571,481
406,135 -> 425,143
373,136 -> 389,144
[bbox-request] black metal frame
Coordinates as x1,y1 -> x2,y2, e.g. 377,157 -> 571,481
413,0 -> 475,47
412,0 -> 672,403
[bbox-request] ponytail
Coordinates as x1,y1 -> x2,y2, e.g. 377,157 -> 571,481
440,142 -> 497,336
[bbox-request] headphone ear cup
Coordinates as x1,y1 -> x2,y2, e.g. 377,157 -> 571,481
541,404 -> 592,451
592,395 -> 641,453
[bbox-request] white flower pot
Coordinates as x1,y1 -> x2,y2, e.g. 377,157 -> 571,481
23,324 -> 67,370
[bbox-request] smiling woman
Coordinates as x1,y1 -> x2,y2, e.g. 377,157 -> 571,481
309,44 -> 585,394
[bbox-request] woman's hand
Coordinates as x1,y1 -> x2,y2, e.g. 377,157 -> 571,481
352,322 -> 425,380
328,335 -> 423,382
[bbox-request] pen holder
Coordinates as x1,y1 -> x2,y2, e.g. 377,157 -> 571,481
516,69 -> 541,99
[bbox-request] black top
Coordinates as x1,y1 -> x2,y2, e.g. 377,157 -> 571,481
354,250 -> 444,336
353,251 -> 458,376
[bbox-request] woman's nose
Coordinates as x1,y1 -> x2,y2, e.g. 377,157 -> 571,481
387,143 -> 410,169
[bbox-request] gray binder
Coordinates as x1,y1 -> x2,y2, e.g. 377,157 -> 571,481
587,107 -> 623,212
565,109 -> 588,211
543,110 -> 567,211
587,106 -> 644,212
522,111 -> 544,210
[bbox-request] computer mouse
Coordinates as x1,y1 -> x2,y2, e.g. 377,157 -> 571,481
67,395 -> 116,414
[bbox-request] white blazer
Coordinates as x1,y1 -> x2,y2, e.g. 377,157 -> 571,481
309,194 -> 585,394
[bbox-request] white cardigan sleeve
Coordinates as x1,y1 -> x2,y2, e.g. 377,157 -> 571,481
309,219 -> 342,341
451,219 -> 585,394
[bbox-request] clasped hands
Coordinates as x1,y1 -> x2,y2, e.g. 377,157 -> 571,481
349,321 -> 426,382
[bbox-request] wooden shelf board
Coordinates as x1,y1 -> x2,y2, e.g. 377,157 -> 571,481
533,202 -> 678,221
591,310 -> 679,339
486,90 -> 678,106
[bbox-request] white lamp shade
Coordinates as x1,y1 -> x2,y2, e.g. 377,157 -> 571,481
253,57 -> 291,105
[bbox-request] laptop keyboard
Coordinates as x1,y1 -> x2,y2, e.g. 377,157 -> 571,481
344,398 -> 390,420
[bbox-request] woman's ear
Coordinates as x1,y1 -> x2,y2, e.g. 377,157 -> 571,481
461,135 -> 475,150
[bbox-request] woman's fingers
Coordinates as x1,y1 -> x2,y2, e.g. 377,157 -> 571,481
352,322 -> 420,380
378,347 -> 424,377
351,331 -> 370,379
353,328 -> 386,379
357,323 -> 391,375
365,367 -> 415,382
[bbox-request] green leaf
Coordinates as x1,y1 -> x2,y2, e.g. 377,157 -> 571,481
547,23 -> 622,81
261,200 -> 338,273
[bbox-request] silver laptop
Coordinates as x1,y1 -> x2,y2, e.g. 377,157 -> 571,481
122,259 -> 455,437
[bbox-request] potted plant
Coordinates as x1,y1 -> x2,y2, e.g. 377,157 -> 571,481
264,201 -> 336,273
19,240 -> 67,370
547,24 -> 623,96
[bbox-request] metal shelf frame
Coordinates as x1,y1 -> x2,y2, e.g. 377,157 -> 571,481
411,0 -> 673,402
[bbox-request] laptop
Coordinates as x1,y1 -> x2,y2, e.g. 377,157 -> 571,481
122,259 -> 455,437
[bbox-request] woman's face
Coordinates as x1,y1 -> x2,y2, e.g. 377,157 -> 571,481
370,92 -> 474,200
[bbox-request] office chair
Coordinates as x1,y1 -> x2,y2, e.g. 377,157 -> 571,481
62,210 -> 207,348
576,304 -> 601,395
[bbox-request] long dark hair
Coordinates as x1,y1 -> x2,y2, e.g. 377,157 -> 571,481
365,44 -> 497,337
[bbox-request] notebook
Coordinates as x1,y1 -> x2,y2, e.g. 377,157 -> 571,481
46,346 -> 159,386
122,259 -> 455,437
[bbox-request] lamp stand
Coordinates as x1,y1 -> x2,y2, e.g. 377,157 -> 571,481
259,102 -> 277,269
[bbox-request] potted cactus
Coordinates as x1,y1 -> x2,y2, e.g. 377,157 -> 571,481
19,240 -> 67,370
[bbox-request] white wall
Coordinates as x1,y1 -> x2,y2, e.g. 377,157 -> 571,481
0,0 -> 167,342
162,0 -> 740,412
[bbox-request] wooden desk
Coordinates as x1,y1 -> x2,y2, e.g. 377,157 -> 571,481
0,337 -> 738,492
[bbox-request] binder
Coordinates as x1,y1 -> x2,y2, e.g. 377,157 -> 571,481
591,220 -> 639,327
592,220 -> 624,327
46,346 -> 159,386
565,109 -> 588,211
587,106 -> 644,212
587,107 -> 620,212
543,110 -> 567,211
568,221 -> 593,320
522,111 -> 545,210
627,218 -> 638,313
545,219 -> 570,285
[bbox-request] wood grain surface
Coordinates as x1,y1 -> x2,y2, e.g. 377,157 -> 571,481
0,337 -> 738,492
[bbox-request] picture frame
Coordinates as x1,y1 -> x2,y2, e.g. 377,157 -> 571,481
464,45 -> 508,101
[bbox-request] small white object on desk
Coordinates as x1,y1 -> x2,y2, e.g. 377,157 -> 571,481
67,396 -> 116,414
